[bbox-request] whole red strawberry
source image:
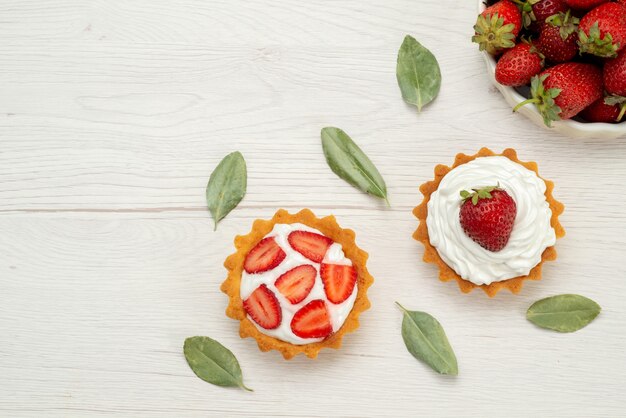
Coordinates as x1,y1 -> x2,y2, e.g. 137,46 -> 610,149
473,0 -> 522,55
604,96 -> 626,121
529,0 -> 568,30
578,2 -> 626,58
514,62 -> 604,126
459,186 -> 517,252
580,98 -> 625,123
604,49 -> 626,96
516,0 -> 566,30
564,0 -> 609,10
538,11 -> 580,63
496,42 -> 544,86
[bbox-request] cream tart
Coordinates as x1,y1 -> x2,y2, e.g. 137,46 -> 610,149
413,148 -> 565,297
221,209 -> 373,359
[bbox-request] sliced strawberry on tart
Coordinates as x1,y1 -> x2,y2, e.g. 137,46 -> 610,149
221,209 -> 374,359
243,237 -> 286,273
288,230 -> 333,263
320,263 -> 357,304
243,284 -> 282,330
291,300 -> 333,339
275,264 -> 316,304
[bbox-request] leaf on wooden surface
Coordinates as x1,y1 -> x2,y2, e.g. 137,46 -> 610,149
527,294 -> 601,333
206,152 -> 247,230
396,35 -> 442,111
321,127 -> 389,204
183,336 -> 252,391
396,303 -> 458,376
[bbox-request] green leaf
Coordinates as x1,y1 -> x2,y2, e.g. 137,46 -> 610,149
321,127 -> 389,204
527,294 -> 601,333
396,303 -> 458,375
183,336 -> 252,391
396,35 -> 442,112
206,152 -> 247,230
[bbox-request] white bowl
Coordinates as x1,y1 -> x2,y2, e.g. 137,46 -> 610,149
477,0 -> 626,139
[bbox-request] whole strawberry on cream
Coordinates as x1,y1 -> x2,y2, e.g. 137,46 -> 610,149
222,209 -> 374,359
414,148 -> 565,297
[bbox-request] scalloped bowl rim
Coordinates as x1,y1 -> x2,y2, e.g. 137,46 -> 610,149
477,0 -> 626,139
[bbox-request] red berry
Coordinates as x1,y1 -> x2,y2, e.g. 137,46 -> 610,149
288,231 -> 333,263
533,0 -> 568,25
290,300 -> 333,339
320,264 -> 358,304
538,12 -> 580,63
578,3 -> 626,58
579,98 -> 624,123
604,49 -> 626,96
243,284 -> 282,330
244,237 -> 286,274
473,0 -> 522,55
275,264 -> 317,304
515,62 -> 604,126
563,0 -> 609,10
495,43 -> 543,87
459,187 -> 517,253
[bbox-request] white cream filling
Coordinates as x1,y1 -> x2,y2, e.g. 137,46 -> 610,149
426,156 -> 556,285
240,223 -> 357,345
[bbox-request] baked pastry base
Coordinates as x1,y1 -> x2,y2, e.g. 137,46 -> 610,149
221,209 -> 374,359
413,147 -> 565,297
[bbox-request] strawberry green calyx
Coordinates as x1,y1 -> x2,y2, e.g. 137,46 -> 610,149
546,11 -> 579,41
512,0 -> 541,29
604,95 -> 626,122
460,185 -> 500,206
578,22 -> 619,58
513,74 -> 562,127
472,13 -> 517,55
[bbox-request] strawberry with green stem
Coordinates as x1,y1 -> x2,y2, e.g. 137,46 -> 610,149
513,62 -> 603,126
578,2 -> 626,58
459,185 -> 517,253
473,0 -> 523,55
538,11 -> 580,63
580,97 -> 625,123
511,0 -> 568,30
600,49 -> 626,122
532,0 -> 568,27
511,0 -> 541,29
496,41 -> 544,86
602,96 -> 626,123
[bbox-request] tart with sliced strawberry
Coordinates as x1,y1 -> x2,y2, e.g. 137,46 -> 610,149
413,148 -> 565,297
221,209 -> 374,359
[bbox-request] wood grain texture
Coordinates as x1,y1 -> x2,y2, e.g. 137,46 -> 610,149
1,0 -> 625,417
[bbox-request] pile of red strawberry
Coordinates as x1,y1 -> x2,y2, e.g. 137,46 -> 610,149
473,0 -> 626,126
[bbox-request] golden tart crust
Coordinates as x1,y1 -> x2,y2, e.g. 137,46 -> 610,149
413,148 -> 565,297
221,209 -> 373,359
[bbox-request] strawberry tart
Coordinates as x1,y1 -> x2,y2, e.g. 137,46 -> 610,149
413,148 -> 565,296
221,209 -> 373,359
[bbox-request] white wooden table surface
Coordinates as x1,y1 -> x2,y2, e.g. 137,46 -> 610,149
1,1 -> 625,417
